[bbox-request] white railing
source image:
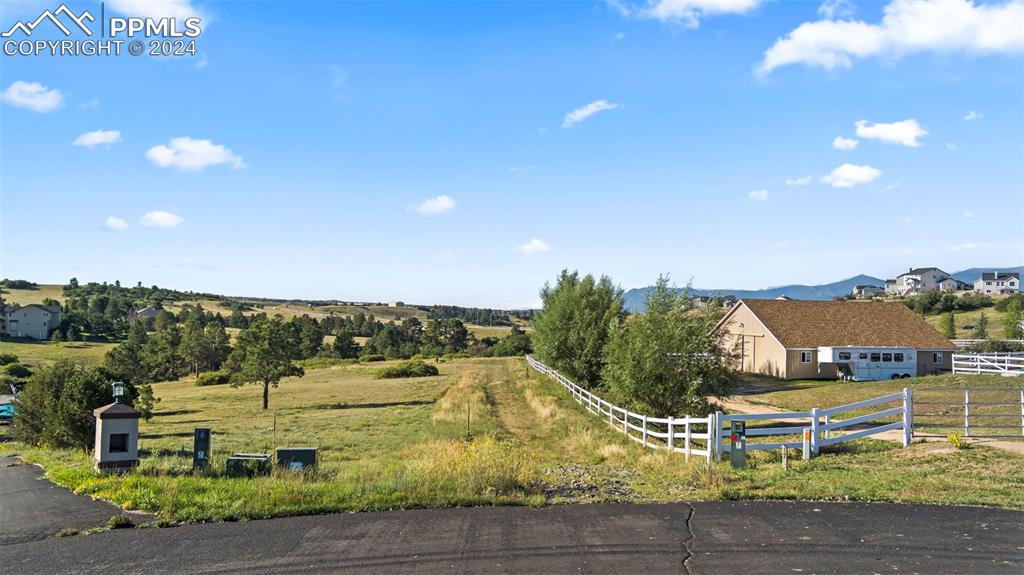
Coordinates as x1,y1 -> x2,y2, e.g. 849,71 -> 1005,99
914,387 -> 1024,438
952,353 -> 1024,376
952,339 -> 1024,348
525,356 -> 714,461
715,389 -> 912,458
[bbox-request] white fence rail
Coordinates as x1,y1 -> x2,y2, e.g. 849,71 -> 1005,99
526,356 -> 913,461
952,353 -> 1024,376
715,389 -> 912,458
914,387 -> 1024,438
952,339 -> 1024,348
525,356 -> 714,461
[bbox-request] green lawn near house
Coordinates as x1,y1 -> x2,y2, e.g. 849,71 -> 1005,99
0,339 -> 116,369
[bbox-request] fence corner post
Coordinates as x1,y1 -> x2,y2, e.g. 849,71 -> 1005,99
667,416 -> 675,452
902,387 -> 912,448
714,411 -> 723,461
706,414 -> 714,462
810,407 -> 820,455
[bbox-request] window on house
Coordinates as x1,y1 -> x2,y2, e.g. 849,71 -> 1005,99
987,281 -> 992,285
933,353 -> 944,364
894,353 -> 905,362
882,353 -> 893,362
838,352 -> 852,361
800,351 -> 813,363
109,433 -> 129,453
870,353 -> 881,362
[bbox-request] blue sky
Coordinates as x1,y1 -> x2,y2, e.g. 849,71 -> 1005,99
1,0 -> 1022,307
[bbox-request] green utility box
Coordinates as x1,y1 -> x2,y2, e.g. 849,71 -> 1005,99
225,453 -> 271,478
730,420 -> 747,469
276,447 -> 318,471
193,428 -> 211,470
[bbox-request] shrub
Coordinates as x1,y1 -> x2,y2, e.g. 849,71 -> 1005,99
375,359 -> 439,379
0,353 -> 18,366
106,514 -> 134,529
12,359 -> 112,449
195,370 -> 232,387
961,340 -> 1024,353
359,354 -> 386,363
4,363 -> 32,379
947,434 -> 968,450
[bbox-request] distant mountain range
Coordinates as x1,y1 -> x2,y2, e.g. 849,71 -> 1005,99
622,266 -> 1024,312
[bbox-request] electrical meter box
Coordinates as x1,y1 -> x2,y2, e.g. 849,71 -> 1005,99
193,428 -> 211,470
730,420 -> 747,469
276,447 -> 318,471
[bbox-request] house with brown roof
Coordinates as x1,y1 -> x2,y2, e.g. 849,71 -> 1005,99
715,299 -> 955,380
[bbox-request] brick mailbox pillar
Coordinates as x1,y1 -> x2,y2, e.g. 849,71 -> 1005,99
93,402 -> 141,472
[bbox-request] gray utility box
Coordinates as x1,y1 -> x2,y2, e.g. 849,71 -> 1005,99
276,447 -> 317,471
225,453 -> 271,478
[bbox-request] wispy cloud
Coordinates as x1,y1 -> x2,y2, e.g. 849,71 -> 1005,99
962,110 -> 983,121
818,0 -> 854,19
855,119 -> 927,147
612,0 -> 763,28
758,0 -> 1024,76
832,136 -> 858,150
748,189 -> 769,201
139,211 -> 185,228
412,195 -> 456,215
146,137 -> 246,171
1,81 -> 63,113
785,176 -> 813,186
947,242 -> 990,252
562,99 -> 621,128
104,216 -> 129,231
519,238 -> 551,254
821,163 -> 881,188
73,129 -> 121,148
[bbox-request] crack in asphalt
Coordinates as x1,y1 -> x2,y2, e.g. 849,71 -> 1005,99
681,502 -> 695,575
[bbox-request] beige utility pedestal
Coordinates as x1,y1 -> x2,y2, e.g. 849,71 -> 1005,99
93,402 -> 140,472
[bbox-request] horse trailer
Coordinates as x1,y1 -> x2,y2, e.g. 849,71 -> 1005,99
817,346 -> 917,381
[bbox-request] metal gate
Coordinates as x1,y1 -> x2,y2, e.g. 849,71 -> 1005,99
913,387 -> 1024,438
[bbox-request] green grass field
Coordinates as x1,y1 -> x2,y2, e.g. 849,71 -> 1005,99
3,357 -> 1023,524
0,339 -> 115,368
923,307 -> 1011,339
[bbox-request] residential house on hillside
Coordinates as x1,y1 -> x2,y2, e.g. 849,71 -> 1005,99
973,272 -> 1020,295
715,299 -> 954,380
884,267 -> 962,296
135,307 -> 159,320
851,284 -> 884,299
2,303 -> 62,340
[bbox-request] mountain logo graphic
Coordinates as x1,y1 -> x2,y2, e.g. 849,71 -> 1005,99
2,4 -> 94,38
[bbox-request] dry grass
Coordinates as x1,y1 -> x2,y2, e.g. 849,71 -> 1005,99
0,284 -> 64,306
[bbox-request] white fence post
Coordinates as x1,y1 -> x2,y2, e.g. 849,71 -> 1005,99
641,415 -> 648,447
901,387 -> 912,448
714,411 -> 723,461
964,388 -> 971,437
705,414 -> 714,461
1019,388 -> 1023,438
684,418 -> 692,461
667,416 -> 675,452
823,413 -> 831,440
810,407 -> 820,455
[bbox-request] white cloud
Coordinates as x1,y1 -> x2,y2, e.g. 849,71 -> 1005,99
612,0 -> 763,28
855,119 -> 927,147
818,0 -> 855,19
139,211 -> 185,228
413,195 -> 456,215
821,163 -> 882,188
881,179 -> 904,192
785,175 -> 813,186
104,216 -> 129,231
832,136 -> 858,150
0,81 -> 63,112
757,0 -> 1024,76
106,0 -> 204,21
562,99 -> 621,128
614,31 -> 626,40
962,110 -> 983,121
519,238 -> 551,254
145,137 -> 245,171
73,129 -> 121,148
509,165 -> 534,173
78,97 -> 99,110
947,242 -> 990,252
748,189 -> 769,201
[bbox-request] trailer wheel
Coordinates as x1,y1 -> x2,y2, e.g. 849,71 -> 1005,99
901,373 -> 912,379
890,374 -> 900,380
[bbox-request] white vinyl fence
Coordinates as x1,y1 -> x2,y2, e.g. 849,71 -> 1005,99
952,353 -> 1024,376
525,356 -> 714,461
715,390 -> 913,459
952,339 -> 1024,348
526,356 -> 914,461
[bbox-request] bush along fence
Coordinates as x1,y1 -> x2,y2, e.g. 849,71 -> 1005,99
525,355 -> 714,461
526,356 -> 914,461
